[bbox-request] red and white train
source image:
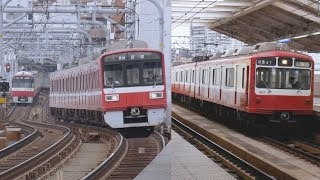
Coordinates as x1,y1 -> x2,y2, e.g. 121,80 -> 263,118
49,48 -> 167,132
172,43 -> 314,127
11,71 -> 47,104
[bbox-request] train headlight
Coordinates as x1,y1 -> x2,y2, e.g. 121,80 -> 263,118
149,92 -> 163,99
281,59 -> 288,65
105,94 -> 119,102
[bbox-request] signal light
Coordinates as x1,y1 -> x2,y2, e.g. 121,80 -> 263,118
5,63 -> 10,72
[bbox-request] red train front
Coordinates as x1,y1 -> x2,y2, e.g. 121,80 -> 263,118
250,51 -> 313,123
11,71 -> 39,104
172,44 -> 314,126
101,49 -> 167,129
50,48 -> 167,132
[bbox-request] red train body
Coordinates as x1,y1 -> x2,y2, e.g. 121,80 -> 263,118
11,71 -> 42,104
49,48 -> 167,130
172,50 -> 314,124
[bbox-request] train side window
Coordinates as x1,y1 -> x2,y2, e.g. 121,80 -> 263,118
89,73 -> 92,90
196,70 -> 199,84
175,71 -> 178,82
85,74 -> 88,90
79,75 -> 81,91
242,68 -> 245,89
51,80 -> 53,92
58,79 -> 61,92
226,68 -> 235,87
82,75 -> 84,91
202,69 -> 208,85
65,78 -> 67,92
216,69 -> 220,85
92,73 -> 95,89
82,74 -> 85,91
180,71 -> 183,82
192,70 -> 195,83
212,69 -> 215,85
83,75 -> 85,91
77,76 -> 79,91
81,74 -> 84,91
186,70 -> 189,83
75,76 -> 77,92
91,73 -> 94,90
82,74 -> 84,90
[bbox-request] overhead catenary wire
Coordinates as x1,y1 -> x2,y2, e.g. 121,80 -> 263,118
172,0 -> 219,30
172,0 -> 205,24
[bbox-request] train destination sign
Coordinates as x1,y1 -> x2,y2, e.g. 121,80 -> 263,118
103,52 -> 161,62
256,58 -> 276,66
295,59 -> 311,68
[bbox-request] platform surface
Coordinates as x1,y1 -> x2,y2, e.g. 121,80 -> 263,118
172,104 -> 320,180
134,131 -> 236,180
49,143 -> 110,180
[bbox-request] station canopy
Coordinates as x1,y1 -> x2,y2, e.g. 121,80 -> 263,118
172,0 -> 320,53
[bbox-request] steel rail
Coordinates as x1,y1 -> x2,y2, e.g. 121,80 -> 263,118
81,134 -> 126,180
172,117 -> 275,180
260,137 -> 320,166
0,123 -> 73,179
0,106 -> 41,159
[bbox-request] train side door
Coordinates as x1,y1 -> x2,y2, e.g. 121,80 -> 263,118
189,69 -> 192,93
192,69 -> 195,97
198,68 -> 201,97
236,65 -> 245,105
219,66 -> 223,101
182,69 -> 185,93
208,67 -> 211,98
245,66 -> 249,107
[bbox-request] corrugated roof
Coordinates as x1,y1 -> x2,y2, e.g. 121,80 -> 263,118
172,0 -> 320,52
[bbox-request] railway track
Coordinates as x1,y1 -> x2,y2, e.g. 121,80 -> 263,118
172,117 -> 275,180
0,106 -> 41,159
0,98 -> 81,179
104,133 -> 164,180
296,138 -> 320,155
55,122 -> 164,180
0,120 -> 80,179
258,137 -> 320,166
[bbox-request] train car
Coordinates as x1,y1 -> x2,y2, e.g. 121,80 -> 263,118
10,71 -> 43,104
172,43 -> 314,128
49,48 -> 167,132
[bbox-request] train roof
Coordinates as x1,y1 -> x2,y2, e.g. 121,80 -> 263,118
101,48 -> 163,57
50,59 -> 99,79
173,50 -> 314,68
13,71 -> 37,77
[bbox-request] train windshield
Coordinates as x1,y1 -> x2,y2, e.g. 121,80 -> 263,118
103,51 -> 163,88
143,61 -> 163,85
256,68 -> 311,90
12,77 -> 34,88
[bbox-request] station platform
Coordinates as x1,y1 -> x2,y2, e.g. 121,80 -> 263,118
172,104 -> 320,180
314,97 -> 320,113
134,131 -> 236,180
